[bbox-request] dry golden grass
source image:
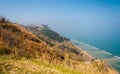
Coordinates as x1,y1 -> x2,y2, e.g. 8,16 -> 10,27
0,55 -> 118,74
0,22 -> 118,74
0,22 -> 60,60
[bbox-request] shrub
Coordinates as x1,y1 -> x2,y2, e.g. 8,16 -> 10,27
0,16 -> 9,23
25,52 -> 31,59
0,46 -> 11,55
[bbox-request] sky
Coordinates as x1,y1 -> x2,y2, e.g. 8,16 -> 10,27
0,0 -> 120,51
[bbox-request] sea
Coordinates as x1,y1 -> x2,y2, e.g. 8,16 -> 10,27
70,38 -> 120,73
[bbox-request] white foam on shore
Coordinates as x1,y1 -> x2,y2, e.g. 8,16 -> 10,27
71,38 -> 100,50
101,50 -> 113,55
91,46 -> 100,50
73,39 -> 113,54
84,43 -> 92,47
114,55 -> 120,59
70,38 -> 81,43
71,38 -> 94,47
70,39 -> 94,59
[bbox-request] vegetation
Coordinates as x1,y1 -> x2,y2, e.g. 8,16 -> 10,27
0,22 -> 60,60
0,55 -> 117,74
40,28 -> 70,42
0,47 -> 10,55
0,18 -> 118,74
0,16 -> 9,23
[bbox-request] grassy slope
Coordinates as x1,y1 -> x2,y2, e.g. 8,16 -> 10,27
0,55 -> 117,74
0,23 -> 64,61
0,56 -> 81,74
0,22 -> 118,74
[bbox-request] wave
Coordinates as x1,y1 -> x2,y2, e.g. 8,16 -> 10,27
71,38 -> 114,56
114,55 -> 120,59
101,50 -> 113,55
71,38 -> 99,49
91,46 -> 100,50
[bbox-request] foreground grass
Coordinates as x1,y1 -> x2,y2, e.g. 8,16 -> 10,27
0,55 -> 117,74
0,55 -> 83,74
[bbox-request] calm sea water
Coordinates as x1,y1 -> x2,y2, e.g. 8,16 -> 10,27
71,39 -> 120,73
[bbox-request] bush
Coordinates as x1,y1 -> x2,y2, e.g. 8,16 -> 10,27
25,52 -> 31,59
0,16 -> 9,23
0,46 -> 11,55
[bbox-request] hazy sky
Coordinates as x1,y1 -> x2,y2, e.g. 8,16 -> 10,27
0,0 -> 120,44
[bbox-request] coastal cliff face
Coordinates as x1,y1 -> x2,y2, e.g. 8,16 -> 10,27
0,18 -> 118,74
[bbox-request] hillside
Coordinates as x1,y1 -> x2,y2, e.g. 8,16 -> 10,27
24,25 -> 93,61
0,22 -> 64,62
0,18 -> 118,74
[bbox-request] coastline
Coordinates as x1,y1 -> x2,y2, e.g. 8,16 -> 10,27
70,38 -> 120,73
71,42 -> 94,60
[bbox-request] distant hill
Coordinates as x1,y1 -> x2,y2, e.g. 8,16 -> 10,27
24,24 -> 70,42
0,17 -> 118,74
24,24 -> 94,61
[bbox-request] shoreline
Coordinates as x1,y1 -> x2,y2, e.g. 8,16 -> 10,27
72,42 -> 95,60
70,39 -> 120,73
